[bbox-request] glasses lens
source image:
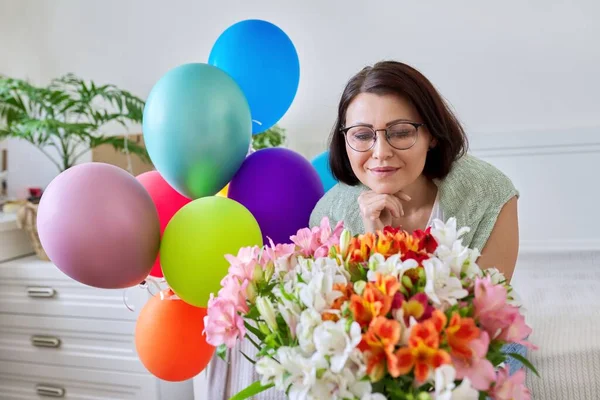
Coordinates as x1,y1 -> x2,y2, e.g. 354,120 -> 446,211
346,126 -> 375,151
387,123 -> 418,150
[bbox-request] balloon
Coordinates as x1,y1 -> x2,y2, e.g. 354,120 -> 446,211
208,19 -> 300,134
37,163 -> 160,289
228,148 -> 324,245
142,63 -> 252,199
135,290 -> 215,381
160,196 -> 262,307
311,150 -> 338,193
216,183 -> 229,197
136,171 -> 192,277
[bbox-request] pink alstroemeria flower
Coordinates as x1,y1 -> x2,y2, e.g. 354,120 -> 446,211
290,217 -> 344,258
203,295 -> 246,348
224,246 -> 261,282
473,276 -> 534,348
262,238 -> 297,265
218,275 -> 249,314
489,366 -> 531,400
452,331 -> 496,391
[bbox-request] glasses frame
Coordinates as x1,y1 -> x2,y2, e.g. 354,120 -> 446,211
340,121 -> 426,152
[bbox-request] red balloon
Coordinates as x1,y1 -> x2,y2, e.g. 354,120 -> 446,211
137,171 -> 191,277
135,290 -> 215,381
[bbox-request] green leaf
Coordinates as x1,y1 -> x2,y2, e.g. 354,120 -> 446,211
217,344 -> 228,361
506,352 -> 540,377
244,321 -> 266,342
239,350 -> 256,365
228,381 -> 274,400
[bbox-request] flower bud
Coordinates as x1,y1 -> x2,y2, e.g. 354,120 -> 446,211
256,296 -> 278,332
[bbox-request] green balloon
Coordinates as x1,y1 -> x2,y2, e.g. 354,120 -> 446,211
160,196 -> 263,307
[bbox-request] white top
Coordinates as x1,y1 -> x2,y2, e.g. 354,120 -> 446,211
426,191 -> 444,228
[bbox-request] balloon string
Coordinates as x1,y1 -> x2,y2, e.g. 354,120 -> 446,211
123,287 -> 135,312
252,119 -> 262,126
122,277 -> 171,311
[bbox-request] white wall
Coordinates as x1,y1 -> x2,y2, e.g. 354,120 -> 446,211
1,0 -> 598,244
1,0 -> 599,195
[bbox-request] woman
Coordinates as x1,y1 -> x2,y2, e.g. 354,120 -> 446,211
309,60 -> 519,282
207,61 -> 523,399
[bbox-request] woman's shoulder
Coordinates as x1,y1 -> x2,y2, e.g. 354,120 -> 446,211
440,153 -> 519,201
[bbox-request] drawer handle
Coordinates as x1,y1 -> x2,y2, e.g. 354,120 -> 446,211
26,286 -> 56,298
36,384 -> 65,397
31,335 -> 61,348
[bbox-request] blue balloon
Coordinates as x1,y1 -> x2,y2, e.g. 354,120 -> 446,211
142,63 -> 252,199
311,150 -> 338,193
208,19 -> 300,135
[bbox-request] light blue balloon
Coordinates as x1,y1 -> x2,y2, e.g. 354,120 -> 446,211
142,63 -> 251,199
208,19 -> 300,135
311,150 -> 338,193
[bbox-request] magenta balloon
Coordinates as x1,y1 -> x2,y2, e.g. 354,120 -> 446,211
228,148 -> 324,245
37,163 -> 160,289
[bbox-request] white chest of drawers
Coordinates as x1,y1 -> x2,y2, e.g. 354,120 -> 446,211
0,255 -> 194,400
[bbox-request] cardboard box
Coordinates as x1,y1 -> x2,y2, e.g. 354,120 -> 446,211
91,134 -> 154,176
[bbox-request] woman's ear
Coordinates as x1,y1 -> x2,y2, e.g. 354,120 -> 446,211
429,138 -> 438,150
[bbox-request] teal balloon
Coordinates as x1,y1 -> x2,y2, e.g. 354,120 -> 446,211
142,63 -> 251,199
311,150 -> 337,193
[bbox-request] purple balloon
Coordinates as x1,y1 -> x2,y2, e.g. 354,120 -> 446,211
37,163 -> 160,289
228,148 -> 324,244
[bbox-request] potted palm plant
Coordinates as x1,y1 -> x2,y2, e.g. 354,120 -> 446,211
0,73 -> 148,259
0,73 -> 148,172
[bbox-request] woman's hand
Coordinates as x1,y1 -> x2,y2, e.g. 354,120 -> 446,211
358,191 -> 411,233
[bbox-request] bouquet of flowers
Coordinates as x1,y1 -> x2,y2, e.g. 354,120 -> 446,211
204,217 -> 537,400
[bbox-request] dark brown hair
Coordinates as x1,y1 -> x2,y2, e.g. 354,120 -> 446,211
329,61 -> 468,185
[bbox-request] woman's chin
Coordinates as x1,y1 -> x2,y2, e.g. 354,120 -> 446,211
365,180 -> 404,195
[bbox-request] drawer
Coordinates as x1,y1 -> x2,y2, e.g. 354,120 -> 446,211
0,314 -> 145,373
0,360 -> 158,400
0,257 -> 150,320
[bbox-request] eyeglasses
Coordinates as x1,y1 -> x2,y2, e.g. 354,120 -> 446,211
340,122 -> 425,152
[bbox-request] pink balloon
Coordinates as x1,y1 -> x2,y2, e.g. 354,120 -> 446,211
37,163 -> 160,289
136,171 -> 191,277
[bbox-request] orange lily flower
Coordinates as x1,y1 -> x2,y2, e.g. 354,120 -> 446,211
445,312 -> 480,359
323,282 -> 354,322
374,273 -> 401,298
391,312 -> 451,382
350,282 -> 394,327
359,316 -> 402,382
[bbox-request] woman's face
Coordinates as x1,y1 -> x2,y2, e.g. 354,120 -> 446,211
343,92 -> 435,194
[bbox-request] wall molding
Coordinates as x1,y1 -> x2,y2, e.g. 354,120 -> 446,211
519,239 -> 600,255
468,125 -> 600,157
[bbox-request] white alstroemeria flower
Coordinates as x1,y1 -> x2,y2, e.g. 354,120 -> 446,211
424,258 -> 468,307
298,266 -> 344,313
435,365 -> 457,400
277,300 -> 302,338
434,364 -> 479,400
255,356 -> 286,388
256,296 -> 278,332
367,254 -> 419,282
430,218 -> 470,249
313,319 -> 362,373
486,267 -> 506,285
451,378 -> 479,400
393,308 -> 418,346
296,308 -> 323,355
280,349 -> 328,400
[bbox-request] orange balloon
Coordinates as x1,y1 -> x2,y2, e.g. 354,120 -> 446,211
135,290 -> 215,381
217,183 -> 229,197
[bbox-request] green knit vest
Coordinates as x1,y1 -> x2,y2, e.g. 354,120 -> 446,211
309,153 -> 519,251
